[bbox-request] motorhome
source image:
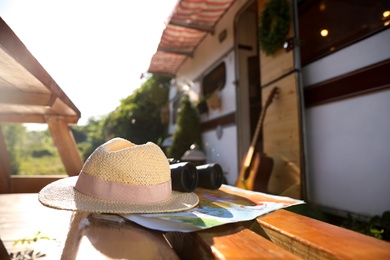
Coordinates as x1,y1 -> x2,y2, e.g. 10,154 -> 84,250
147,0 -> 390,218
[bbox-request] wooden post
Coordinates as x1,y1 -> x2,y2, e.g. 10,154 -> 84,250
0,125 -> 11,193
47,116 -> 83,176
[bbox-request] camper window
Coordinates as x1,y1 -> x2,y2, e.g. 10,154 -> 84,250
202,62 -> 226,97
298,0 -> 390,65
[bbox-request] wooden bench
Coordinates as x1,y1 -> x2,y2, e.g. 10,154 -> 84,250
1,193 -> 389,259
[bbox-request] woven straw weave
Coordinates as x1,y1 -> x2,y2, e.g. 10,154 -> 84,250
82,138 -> 169,185
38,137 -> 199,214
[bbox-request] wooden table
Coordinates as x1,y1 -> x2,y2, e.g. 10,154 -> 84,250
0,193 -> 74,259
1,193 -> 390,259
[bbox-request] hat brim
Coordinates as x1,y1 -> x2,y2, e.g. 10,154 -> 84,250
38,176 -> 199,214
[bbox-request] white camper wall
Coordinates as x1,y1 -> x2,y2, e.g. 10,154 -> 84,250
174,0 -> 249,185
303,29 -> 390,216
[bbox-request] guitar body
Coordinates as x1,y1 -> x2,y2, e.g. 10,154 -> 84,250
235,87 -> 278,192
235,152 -> 274,192
236,152 -> 260,190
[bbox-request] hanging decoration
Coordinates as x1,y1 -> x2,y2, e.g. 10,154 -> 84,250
259,0 -> 291,56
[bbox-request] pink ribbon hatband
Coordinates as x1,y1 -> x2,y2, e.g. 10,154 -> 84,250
74,171 -> 172,204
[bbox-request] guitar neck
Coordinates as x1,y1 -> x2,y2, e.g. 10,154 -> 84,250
243,87 -> 278,167
244,108 -> 267,166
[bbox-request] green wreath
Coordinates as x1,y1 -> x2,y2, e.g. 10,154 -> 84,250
259,0 -> 291,56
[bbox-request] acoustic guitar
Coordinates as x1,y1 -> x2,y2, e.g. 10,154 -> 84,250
235,87 -> 278,192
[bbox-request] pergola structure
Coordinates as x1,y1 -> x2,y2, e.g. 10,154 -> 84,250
0,17 -> 83,193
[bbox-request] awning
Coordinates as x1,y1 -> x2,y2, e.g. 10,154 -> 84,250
147,0 -> 236,77
0,18 -> 81,124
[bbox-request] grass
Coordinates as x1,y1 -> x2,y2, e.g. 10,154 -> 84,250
18,155 -> 66,175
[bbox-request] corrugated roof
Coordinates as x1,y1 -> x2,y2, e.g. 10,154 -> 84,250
147,0 -> 235,77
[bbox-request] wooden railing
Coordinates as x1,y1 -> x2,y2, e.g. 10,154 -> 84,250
165,209 -> 390,259
1,193 -> 390,259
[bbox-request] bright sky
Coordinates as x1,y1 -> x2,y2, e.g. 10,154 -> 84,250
0,0 -> 177,130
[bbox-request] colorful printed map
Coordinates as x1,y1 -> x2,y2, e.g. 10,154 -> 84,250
123,184 -> 304,232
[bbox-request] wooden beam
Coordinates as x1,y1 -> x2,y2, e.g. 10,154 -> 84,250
10,175 -> 64,193
0,90 -> 54,106
47,116 -> 83,176
0,125 -> 11,193
0,114 -> 79,124
0,18 -> 81,118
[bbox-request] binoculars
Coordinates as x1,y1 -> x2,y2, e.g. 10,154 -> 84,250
169,161 -> 224,192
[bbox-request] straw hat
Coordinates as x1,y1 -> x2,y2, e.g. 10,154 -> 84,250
38,138 -> 199,214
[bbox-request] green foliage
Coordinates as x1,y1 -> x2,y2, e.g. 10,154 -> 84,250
287,204 -> 390,242
19,155 -> 66,175
25,130 -> 58,158
167,94 -> 202,160
1,124 -> 26,174
2,124 -> 66,175
70,74 -> 171,160
71,116 -> 107,161
1,75 -> 171,175
13,231 -> 52,246
259,0 -> 290,56
285,203 -> 329,222
23,129 -> 65,175
341,211 -> 390,241
11,231 -> 54,259
104,75 -> 171,145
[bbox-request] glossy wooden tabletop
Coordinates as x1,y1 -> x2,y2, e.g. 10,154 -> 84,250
0,193 -> 298,259
0,193 -> 180,259
1,193 -> 390,259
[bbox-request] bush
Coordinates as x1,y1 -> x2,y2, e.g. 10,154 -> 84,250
341,211 -> 390,241
168,94 -> 202,160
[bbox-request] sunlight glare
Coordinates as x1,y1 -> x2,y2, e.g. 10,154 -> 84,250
0,0 -> 178,125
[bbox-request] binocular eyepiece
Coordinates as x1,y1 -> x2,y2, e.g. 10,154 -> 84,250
169,160 -> 224,192
196,163 -> 224,190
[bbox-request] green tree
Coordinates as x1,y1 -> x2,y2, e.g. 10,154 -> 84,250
71,116 -> 107,161
104,75 -> 171,145
26,130 -> 57,158
167,94 -> 202,160
1,124 -> 27,174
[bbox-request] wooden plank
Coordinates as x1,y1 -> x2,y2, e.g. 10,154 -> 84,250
257,209 -> 390,259
0,194 -> 73,259
257,0 -> 302,199
0,18 -> 81,118
10,176 -> 64,193
262,74 -> 301,198
3,195 -> 389,259
47,116 -> 83,176
0,114 -> 47,124
165,223 -> 301,259
0,125 -> 11,193
0,90 -> 54,106
0,114 -> 79,124
50,97 -> 79,116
